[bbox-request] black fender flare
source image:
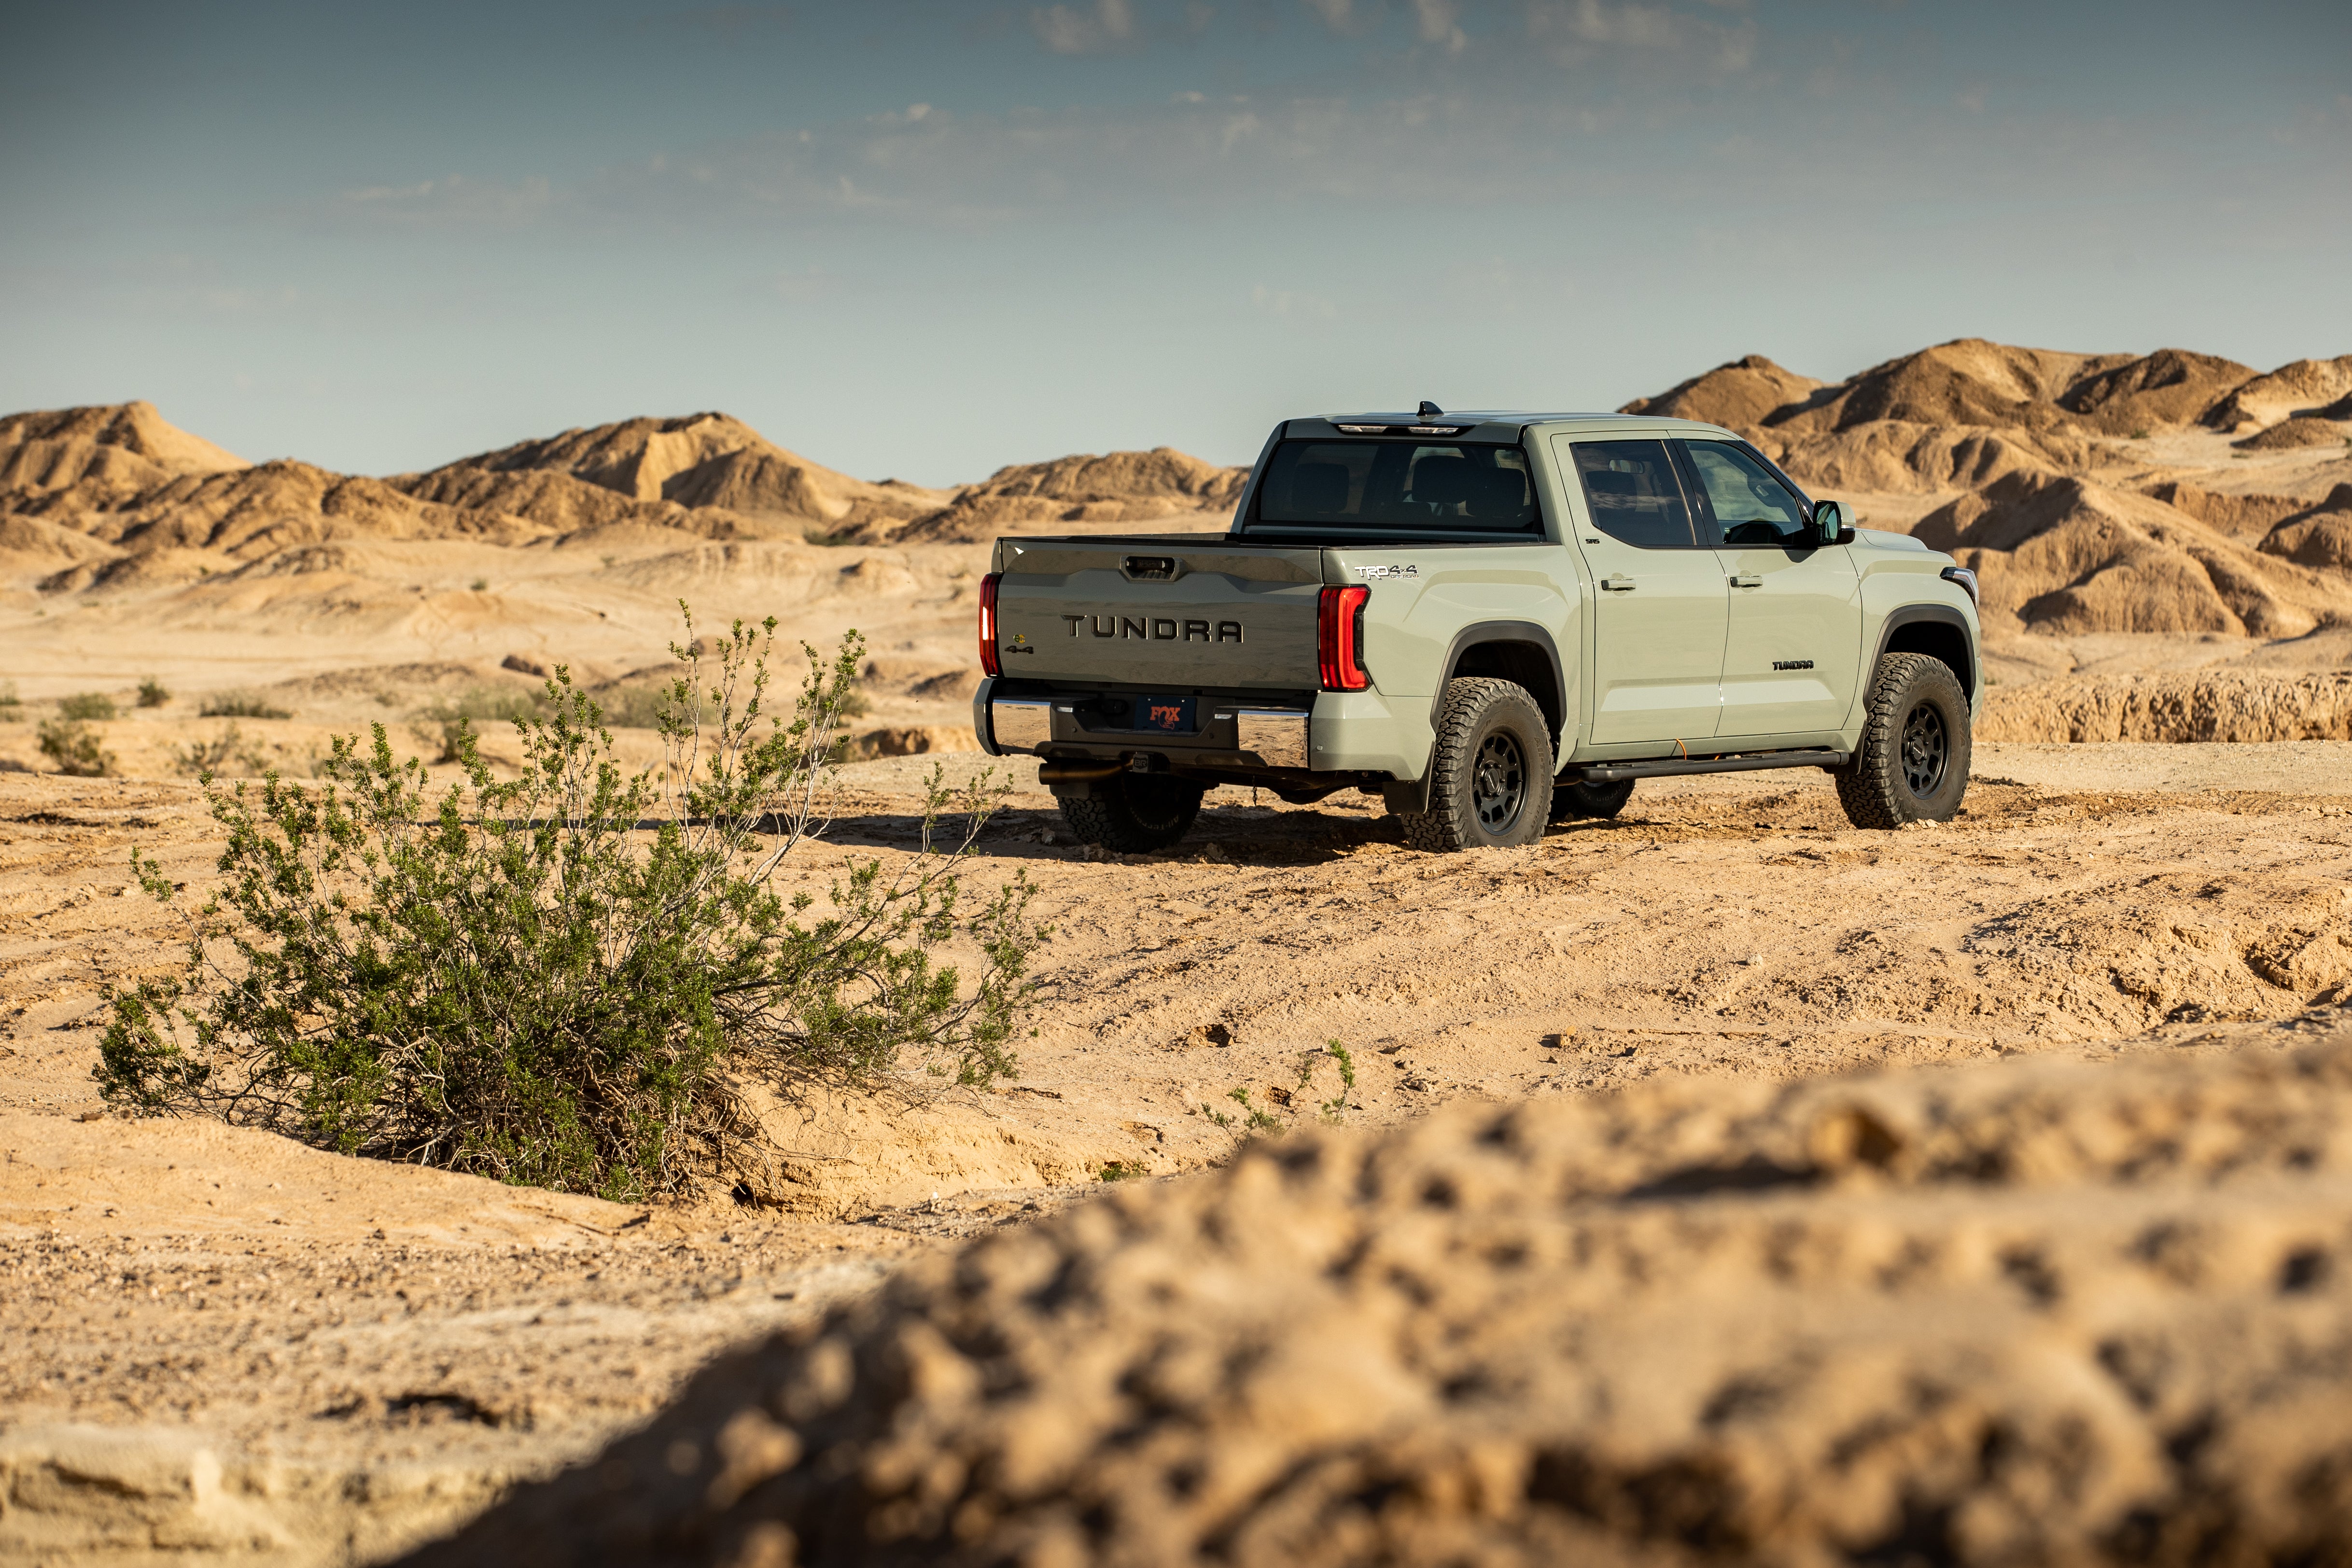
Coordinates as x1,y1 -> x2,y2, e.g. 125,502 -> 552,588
1381,621 -> 1568,815
1868,604 -> 1979,700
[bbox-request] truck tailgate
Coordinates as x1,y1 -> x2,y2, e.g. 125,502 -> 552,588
992,537 -> 1323,688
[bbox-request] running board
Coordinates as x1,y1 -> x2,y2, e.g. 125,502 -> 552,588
1575,749 -> 1849,784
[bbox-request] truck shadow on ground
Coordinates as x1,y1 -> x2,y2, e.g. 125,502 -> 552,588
817,781 -> 2193,866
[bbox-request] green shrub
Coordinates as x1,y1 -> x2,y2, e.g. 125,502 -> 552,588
0,681 -> 18,719
173,722 -> 270,779
96,612 -> 1044,1202
38,718 -> 114,776
137,677 -> 172,709
411,686 -> 546,763
58,692 -> 117,721
201,692 -> 293,720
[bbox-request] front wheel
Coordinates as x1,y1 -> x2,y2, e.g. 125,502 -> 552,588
1397,677 -> 1554,852
1058,773 -> 1207,853
1834,652 -> 1971,828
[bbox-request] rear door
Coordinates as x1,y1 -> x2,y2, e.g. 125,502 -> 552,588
1553,436 -> 1727,745
1678,440 -> 1862,739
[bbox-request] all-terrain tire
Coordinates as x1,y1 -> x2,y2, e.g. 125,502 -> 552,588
1057,773 -> 1207,853
1834,652 -> 1971,829
1396,678 -> 1554,852
1550,777 -> 1636,822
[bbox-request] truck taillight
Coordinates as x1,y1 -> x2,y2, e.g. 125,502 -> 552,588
979,573 -> 1002,677
1318,585 -> 1371,691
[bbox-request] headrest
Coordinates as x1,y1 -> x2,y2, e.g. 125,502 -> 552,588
1413,457 -> 1471,506
1289,462 -> 1349,514
1468,465 -> 1527,518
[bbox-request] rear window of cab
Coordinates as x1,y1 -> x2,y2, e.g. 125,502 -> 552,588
1251,441 -> 1542,534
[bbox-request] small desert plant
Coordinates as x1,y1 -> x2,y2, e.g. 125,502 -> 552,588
95,609 -> 1044,1201
0,681 -> 18,719
173,723 -> 271,779
411,686 -> 546,763
137,677 -> 172,709
201,691 -> 293,720
38,718 -> 114,777
1098,1160 -> 1143,1182
1317,1039 -> 1357,1120
470,578 -> 488,591
2129,428 -> 2150,441
1226,1086 -> 1281,1132
58,692 -> 118,721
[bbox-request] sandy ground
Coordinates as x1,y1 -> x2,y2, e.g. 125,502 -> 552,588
11,745 -> 2352,1560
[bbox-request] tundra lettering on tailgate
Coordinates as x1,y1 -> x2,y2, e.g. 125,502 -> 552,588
1060,614 -> 1244,643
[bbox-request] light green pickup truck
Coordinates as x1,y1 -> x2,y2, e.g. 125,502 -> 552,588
974,408 -> 1981,853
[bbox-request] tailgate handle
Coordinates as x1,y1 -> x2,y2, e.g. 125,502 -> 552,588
1122,556 -> 1179,581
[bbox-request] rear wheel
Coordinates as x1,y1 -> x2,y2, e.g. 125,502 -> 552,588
1550,777 -> 1635,822
1058,773 -> 1207,853
1834,652 -> 1971,828
1397,678 -> 1553,852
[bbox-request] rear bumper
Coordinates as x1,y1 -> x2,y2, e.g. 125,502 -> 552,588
974,676 -> 1432,786
976,678 -> 1310,770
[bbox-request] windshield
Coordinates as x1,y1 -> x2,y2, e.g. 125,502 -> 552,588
1252,440 -> 1541,533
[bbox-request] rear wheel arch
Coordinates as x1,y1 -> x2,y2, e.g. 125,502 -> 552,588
1436,623 -> 1567,745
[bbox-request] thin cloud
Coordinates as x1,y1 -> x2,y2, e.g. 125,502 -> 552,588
1411,0 -> 1466,54
1031,0 -> 1139,54
1525,0 -> 1757,71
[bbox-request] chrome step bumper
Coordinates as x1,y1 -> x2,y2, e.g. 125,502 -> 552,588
987,696 -> 1309,770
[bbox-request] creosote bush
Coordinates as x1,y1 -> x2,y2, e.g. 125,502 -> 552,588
137,676 -> 172,709
411,686 -> 548,763
39,718 -> 114,777
200,691 -> 293,720
58,691 -> 118,721
97,610 -> 1044,1201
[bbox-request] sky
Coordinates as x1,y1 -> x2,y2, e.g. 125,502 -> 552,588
3,0 -> 2348,485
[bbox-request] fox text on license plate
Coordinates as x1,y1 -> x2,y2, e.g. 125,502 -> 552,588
1136,696 -> 1196,734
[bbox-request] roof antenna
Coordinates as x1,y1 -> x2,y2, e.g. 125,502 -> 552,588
1418,400 -> 1443,417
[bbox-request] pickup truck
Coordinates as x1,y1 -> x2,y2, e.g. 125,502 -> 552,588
972,408 -> 1981,853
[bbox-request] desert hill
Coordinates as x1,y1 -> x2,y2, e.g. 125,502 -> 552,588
0,399 -> 244,504
1619,338 -> 2352,645
844,445 -> 1250,545
392,411 -> 952,539
1616,352 -> 1822,431
0,405 -> 1246,599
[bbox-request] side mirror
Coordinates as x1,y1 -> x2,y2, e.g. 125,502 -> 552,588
1812,499 -> 1853,546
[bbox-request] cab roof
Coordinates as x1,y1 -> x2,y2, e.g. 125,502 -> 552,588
1288,411 -> 1737,441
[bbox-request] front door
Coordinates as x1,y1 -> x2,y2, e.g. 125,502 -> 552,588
1554,435 -> 1727,746
1678,439 -> 1863,738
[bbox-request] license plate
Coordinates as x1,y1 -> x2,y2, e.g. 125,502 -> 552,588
1134,695 -> 1197,734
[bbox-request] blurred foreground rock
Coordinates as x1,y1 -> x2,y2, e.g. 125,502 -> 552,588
403,1031 -> 2352,1568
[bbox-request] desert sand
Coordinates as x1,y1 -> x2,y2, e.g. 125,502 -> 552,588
6,339 -> 2352,1563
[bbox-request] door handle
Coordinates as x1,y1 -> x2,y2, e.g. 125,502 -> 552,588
1599,574 -> 1637,592
1729,574 -> 1763,588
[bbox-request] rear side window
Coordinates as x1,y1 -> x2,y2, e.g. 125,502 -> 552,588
1255,441 -> 1540,533
1568,439 -> 1695,549
1680,441 -> 1809,547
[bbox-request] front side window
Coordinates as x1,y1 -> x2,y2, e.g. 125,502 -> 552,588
1568,439 -> 1695,549
1681,441 -> 1809,546
1255,441 -> 1540,532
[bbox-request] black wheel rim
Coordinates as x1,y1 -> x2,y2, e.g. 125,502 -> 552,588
1900,702 -> 1946,799
1472,731 -> 1526,833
